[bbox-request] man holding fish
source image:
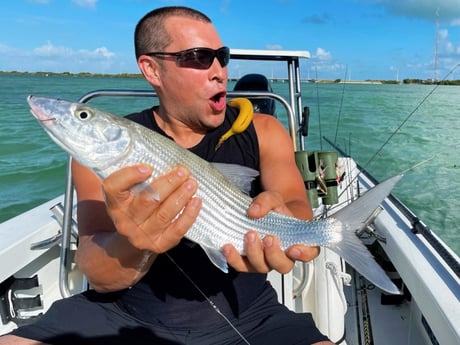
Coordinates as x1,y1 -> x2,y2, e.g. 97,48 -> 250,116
3,6 -> 333,345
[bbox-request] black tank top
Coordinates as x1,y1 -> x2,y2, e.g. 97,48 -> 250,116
117,106 -> 275,328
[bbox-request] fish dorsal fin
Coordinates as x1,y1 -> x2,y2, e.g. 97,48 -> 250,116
211,163 -> 259,194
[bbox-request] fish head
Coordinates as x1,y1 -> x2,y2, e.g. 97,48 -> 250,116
27,95 -> 132,172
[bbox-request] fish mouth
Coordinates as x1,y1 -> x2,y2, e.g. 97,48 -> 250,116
28,95 -> 56,124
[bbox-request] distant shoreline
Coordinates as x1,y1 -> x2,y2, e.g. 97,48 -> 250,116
307,78 -> 460,85
0,71 -> 144,79
1,70 -> 459,85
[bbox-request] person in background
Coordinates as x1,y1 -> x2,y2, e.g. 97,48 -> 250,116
2,6 -> 333,345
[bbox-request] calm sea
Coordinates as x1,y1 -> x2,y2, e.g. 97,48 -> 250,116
1,74 -> 459,255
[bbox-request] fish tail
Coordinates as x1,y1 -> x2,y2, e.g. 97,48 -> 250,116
329,174 -> 403,294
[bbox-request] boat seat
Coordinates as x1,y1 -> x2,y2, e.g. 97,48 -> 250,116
233,73 -> 276,116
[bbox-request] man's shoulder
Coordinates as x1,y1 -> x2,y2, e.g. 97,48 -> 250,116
253,113 -> 283,133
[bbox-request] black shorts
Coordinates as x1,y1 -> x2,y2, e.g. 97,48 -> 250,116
9,288 -> 330,345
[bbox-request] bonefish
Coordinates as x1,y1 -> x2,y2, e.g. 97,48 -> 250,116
27,95 -> 401,294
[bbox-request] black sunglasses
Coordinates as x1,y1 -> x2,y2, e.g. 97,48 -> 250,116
144,46 -> 230,70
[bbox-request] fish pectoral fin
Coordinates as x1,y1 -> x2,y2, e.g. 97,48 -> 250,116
200,244 -> 229,273
130,181 -> 160,201
211,163 -> 259,195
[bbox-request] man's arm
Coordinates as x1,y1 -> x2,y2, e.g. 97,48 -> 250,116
223,113 -> 320,273
255,113 -> 313,220
72,160 -> 201,292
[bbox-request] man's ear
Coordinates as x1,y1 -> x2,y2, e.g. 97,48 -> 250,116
137,56 -> 161,86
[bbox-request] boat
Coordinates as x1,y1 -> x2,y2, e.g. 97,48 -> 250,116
1,49 -> 459,344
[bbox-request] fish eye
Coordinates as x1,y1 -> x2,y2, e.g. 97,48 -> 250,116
77,108 -> 92,121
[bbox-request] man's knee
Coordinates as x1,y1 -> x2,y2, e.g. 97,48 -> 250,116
0,334 -> 48,345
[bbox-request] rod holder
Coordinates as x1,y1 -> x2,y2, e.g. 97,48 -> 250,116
295,151 -> 319,208
317,151 -> 339,205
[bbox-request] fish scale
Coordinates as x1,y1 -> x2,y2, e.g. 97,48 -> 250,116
27,95 -> 402,294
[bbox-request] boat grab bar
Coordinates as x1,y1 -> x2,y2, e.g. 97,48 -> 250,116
30,203 -> 78,250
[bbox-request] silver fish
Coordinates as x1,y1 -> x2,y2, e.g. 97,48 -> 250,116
28,95 -> 401,294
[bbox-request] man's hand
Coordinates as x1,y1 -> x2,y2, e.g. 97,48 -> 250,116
102,164 -> 202,254
222,191 -> 320,274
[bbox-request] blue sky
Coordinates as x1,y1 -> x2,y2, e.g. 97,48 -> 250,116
1,0 -> 459,80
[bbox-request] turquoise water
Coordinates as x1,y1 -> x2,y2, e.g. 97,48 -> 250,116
1,75 -> 459,255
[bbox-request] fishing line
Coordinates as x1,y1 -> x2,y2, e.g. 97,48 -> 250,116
398,154 -> 437,175
325,63 -> 459,211
361,63 -> 459,170
128,210 -> 251,344
314,66 -> 323,150
165,252 -> 252,345
133,216 -> 250,343
333,65 -> 348,146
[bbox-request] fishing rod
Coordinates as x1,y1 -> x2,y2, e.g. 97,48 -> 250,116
319,62 -> 459,194
319,64 -> 460,277
314,66 -> 323,150
333,65 -> 348,146
331,63 -> 459,204
360,63 -> 459,170
322,137 -> 460,279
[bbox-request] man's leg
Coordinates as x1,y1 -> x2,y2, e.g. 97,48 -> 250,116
0,334 -> 49,345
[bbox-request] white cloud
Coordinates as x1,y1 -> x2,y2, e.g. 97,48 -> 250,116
266,44 -> 283,50
314,47 -> 332,61
31,41 -> 114,59
438,28 -> 449,41
362,0 -> 460,23
84,46 -> 115,59
0,41 -> 118,73
33,41 -> 73,57
0,43 -> 15,53
72,0 -> 97,8
308,47 -> 346,77
358,0 -> 460,79
435,29 -> 460,78
436,29 -> 460,56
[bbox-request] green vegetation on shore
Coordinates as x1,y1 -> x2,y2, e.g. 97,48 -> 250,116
1,71 -> 460,85
401,78 -> 460,85
310,78 -> 460,86
0,71 -> 144,78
